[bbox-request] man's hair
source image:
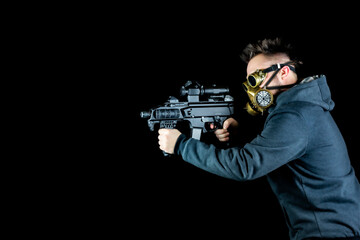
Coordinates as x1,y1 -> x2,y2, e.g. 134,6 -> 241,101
240,37 -> 299,64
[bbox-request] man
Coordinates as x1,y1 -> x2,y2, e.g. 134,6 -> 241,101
158,38 -> 360,240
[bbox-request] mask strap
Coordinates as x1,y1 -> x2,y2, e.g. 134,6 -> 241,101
266,83 -> 296,90
263,61 -> 296,74
263,68 -> 281,89
263,61 -> 296,90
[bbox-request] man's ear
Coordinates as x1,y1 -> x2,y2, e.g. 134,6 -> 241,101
279,66 -> 290,80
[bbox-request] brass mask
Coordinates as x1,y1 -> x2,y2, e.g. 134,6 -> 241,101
243,80 -> 273,116
242,62 -> 297,116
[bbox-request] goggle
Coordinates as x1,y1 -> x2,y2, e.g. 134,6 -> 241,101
246,62 -> 297,89
246,69 -> 267,88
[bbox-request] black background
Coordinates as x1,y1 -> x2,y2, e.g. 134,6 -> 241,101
70,7 -> 360,239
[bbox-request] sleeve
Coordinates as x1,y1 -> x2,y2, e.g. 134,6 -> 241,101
174,111 -> 308,181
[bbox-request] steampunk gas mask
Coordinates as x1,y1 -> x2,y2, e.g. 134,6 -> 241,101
243,61 -> 296,116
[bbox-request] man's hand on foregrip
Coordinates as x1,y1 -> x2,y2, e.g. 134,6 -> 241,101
158,129 -> 182,154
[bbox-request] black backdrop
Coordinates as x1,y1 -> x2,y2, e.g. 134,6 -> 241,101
124,25 -> 359,239
74,10 -> 359,239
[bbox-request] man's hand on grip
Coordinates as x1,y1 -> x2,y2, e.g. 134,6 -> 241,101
212,117 -> 239,142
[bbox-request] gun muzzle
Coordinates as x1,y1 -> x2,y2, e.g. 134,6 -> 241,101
140,111 -> 151,118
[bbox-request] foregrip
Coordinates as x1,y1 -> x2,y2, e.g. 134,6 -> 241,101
160,121 -> 177,157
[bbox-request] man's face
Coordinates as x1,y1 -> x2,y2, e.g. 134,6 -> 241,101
246,54 -> 284,94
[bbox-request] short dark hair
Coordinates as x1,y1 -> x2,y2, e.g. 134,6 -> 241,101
240,37 -> 299,64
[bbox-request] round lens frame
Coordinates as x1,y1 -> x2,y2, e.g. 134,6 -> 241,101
247,69 -> 267,88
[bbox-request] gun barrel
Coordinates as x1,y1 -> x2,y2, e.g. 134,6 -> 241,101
204,88 -> 229,95
140,111 -> 151,118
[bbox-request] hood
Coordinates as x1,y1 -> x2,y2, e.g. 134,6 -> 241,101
272,75 -> 335,112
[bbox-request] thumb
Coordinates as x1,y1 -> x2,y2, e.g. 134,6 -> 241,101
223,118 -> 238,130
223,119 -> 231,130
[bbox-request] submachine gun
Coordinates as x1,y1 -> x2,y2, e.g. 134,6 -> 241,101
140,81 -> 234,154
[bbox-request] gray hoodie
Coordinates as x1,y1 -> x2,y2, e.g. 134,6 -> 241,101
174,75 -> 360,239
